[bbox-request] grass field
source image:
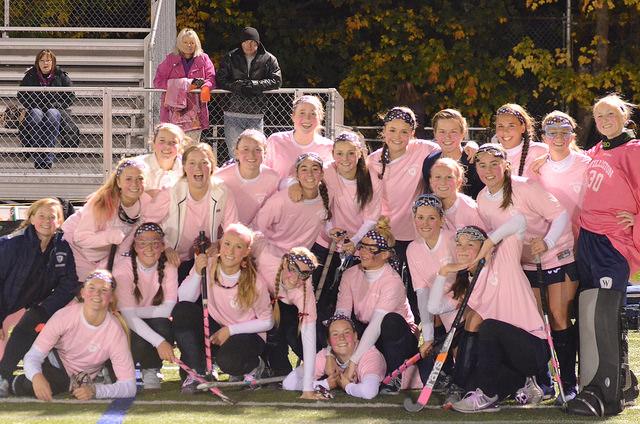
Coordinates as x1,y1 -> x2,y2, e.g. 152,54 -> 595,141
1,332 -> 639,424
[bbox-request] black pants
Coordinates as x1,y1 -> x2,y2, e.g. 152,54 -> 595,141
473,319 -> 550,399
172,301 -> 265,377
130,318 -> 173,369
310,242 -> 343,320
394,240 -> 419,323
177,258 -> 195,286
12,352 -> 70,397
0,306 -> 48,380
354,312 -> 418,374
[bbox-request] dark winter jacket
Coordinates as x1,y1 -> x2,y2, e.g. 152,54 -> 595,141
0,225 -> 79,323
17,66 -> 75,111
216,43 -> 282,114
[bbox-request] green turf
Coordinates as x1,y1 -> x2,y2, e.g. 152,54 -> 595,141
0,332 -> 638,423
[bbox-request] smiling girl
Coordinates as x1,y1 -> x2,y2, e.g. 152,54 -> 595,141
135,123 -> 187,190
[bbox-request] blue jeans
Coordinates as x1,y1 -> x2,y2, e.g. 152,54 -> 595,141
223,111 -> 264,159
23,108 -> 61,168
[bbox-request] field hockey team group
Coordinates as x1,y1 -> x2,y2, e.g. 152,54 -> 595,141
0,91 -> 638,416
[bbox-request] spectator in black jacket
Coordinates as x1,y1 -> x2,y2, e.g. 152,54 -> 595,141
18,49 -> 76,170
0,198 -> 79,397
216,26 -> 282,158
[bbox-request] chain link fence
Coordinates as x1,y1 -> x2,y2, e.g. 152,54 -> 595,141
2,0 -> 150,31
0,87 -> 344,200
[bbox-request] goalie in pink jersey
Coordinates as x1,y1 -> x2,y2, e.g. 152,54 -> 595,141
9,270 -> 135,400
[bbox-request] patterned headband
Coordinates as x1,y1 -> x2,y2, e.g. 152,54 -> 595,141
322,313 -> 356,329
455,226 -> 487,242
412,194 -> 444,216
335,132 -> 362,147
134,222 -> 164,238
295,152 -> 323,169
85,270 -> 116,288
384,108 -> 417,129
115,159 -> 142,178
496,106 -> 526,125
543,116 -> 574,131
363,229 -> 392,251
475,144 -> 507,160
286,253 -> 317,272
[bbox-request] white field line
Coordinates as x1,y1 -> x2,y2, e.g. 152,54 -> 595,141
1,397 -> 639,410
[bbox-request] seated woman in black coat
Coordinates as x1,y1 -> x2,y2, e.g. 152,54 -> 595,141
0,198 -> 79,397
17,49 -> 76,169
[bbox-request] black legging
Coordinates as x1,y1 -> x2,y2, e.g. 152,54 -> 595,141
472,319 -> 550,399
12,351 -> 70,397
394,240 -> 419,323
172,301 -> 265,377
0,306 -> 48,380
130,317 -> 173,369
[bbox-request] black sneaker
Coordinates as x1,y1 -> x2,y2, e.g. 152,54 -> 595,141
379,375 -> 401,395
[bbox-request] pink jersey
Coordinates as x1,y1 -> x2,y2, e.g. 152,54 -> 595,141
369,140 -> 440,240
468,234 -> 545,339
215,163 -> 280,226
112,257 -> 179,309
176,190 -> 214,261
505,142 -> 549,178
580,140 -> 640,279
314,345 -> 386,382
264,130 -> 334,180
336,264 -> 416,332
443,193 -> 486,232
252,189 -> 327,255
33,301 -> 135,380
531,151 -> 591,238
134,152 -> 182,190
478,177 -> 574,270
317,162 -> 383,247
62,190 -> 170,280
187,260 -> 273,340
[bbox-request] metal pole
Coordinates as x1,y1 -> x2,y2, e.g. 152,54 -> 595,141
566,0 -> 572,65
102,88 -> 113,181
3,0 -> 9,38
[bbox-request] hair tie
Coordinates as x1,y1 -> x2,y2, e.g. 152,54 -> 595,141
322,313 -> 356,328
383,107 -> 416,129
496,106 -> 526,125
134,222 -> 164,238
295,152 -> 323,169
475,143 -> 507,160
115,159 -> 142,178
412,194 -> 444,216
455,225 -> 487,242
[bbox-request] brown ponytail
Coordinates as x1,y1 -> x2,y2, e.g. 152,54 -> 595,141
318,180 -> 332,221
500,167 -> 514,210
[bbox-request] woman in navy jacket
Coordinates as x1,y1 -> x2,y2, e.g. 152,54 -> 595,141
0,198 -> 78,396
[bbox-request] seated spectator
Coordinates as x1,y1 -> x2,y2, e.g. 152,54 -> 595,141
18,49 -> 76,169
154,28 -> 215,142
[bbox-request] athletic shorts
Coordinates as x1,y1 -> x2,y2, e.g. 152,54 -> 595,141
576,227 -> 630,293
525,261 -> 579,288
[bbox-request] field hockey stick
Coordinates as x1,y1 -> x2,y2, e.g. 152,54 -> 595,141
404,258 -> 486,412
383,352 -> 421,385
315,232 -> 345,298
197,375 -> 285,390
536,256 -> 566,405
197,231 -> 213,379
174,358 -> 234,404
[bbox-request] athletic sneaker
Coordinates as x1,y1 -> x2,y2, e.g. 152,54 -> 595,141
451,388 -> 500,413
0,375 -> 9,398
433,372 -> 453,394
541,382 -> 556,400
379,375 -> 401,395
142,368 -> 162,390
181,374 -> 200,395
555,385 -> 577,406
443,383 -> 465,407
515,376 -> 544,405
243,357 -> 265,388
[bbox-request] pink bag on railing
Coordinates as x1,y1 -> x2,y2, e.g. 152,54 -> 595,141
165,78 -> 201,131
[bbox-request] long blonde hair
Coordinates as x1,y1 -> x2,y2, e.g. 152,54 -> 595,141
15,197 -> 64,233
174,28 -> 204,57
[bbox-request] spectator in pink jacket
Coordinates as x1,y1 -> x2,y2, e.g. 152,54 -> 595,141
154,28 -> 215,142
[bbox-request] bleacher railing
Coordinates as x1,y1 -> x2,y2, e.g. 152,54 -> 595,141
0,86 -> 345,200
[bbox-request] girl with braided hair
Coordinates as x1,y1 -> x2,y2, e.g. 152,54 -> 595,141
257,247 -> 319,399
368,107 -> 439,321
494,103 -> 548,177
174,224 -> 272,392
112,223 -> 178,390
335,216 -> 417,395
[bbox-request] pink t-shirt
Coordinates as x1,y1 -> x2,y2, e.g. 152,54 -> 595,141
113,257 -> 179,309
176,191 -> 212,261
443,193 -> 486,232
33,301 -> 135,380
369,140 -> 440,240
317,162 -> 383,247
505,142 -> 549,178
531,151 -> 591,238
478,177 -> 574,270
264,130 -> 334,180
580,141 -> 640,279
252,189 -> 327,255
314,345 -> 386,382
467,234 -> 545,339
336,264 -> 416,332
215,163 -> 280,226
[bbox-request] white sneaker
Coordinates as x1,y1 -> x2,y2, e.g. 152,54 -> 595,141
451,388 -> 500,413
515,376 -> 543,405
142,368 -> 161,390
243,357 -> 265,387
0,375 -> 9,398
